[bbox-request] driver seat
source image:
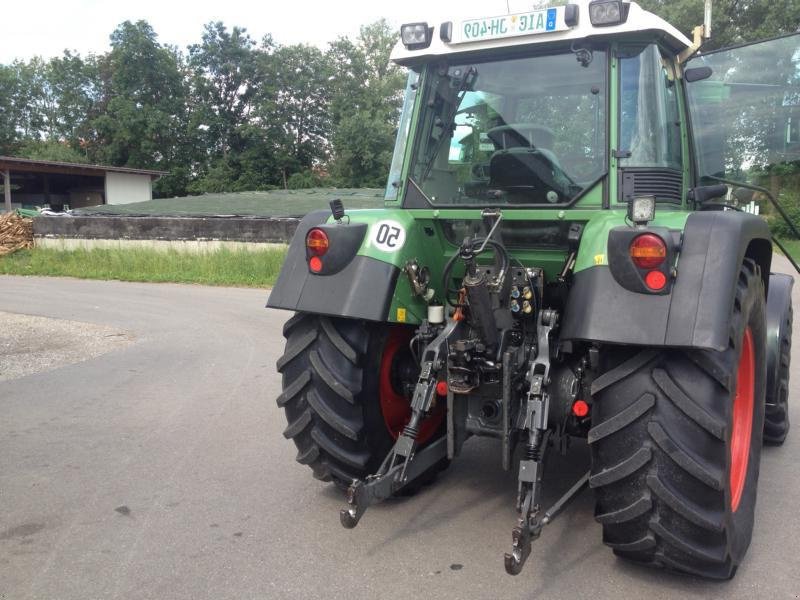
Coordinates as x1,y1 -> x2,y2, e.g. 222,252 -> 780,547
487,124 -> 562,191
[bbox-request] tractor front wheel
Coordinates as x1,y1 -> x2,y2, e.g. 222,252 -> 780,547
589,259 -> 766,579
275,313 -> 446,489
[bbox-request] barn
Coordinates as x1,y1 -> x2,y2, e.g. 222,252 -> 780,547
0,156 -> 167,212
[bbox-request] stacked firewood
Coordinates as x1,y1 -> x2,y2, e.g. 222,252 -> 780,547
0,212 -> 34,256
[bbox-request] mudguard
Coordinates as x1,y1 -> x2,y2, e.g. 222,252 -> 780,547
766,272 -> 794,398
562,210 -> 773,351
266,211 -> 400,322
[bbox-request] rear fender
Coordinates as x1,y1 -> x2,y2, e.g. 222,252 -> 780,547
562,211 -> 773,350
766,272 -> 794,396
266,210 -> 419,322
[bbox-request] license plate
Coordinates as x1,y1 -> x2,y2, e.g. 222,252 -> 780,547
454,7 -> 570,45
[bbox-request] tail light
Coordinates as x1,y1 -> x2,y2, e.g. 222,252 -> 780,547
644,270 -> 667,291
306,228 -> 329,256
629,234 -> 666,269
572,399 -> 590,418
608,226 -> 676,295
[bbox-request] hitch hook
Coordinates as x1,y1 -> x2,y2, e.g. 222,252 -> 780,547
504,470 -> 590,575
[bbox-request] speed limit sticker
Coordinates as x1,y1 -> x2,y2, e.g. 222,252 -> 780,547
370,220 -> 406,252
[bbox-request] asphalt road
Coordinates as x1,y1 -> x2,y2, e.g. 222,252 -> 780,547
0,258 -> 798,600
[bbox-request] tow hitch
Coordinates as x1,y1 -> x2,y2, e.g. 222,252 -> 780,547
340,320 -> 464,529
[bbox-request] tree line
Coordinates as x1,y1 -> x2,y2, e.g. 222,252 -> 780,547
0,19 -> 405,197
1,3 -> 799,199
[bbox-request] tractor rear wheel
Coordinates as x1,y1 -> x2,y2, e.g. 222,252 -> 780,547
589,259 -> 766,579
276,313 -> 446,489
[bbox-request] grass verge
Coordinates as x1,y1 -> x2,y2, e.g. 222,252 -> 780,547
777,238 -> 800,264
0,247 -> 287,288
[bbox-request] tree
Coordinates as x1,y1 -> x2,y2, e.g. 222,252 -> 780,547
89,20 -> 190,196
16,139 -> 88,163
639,0 -> 800,51
327,20 -> 406,187
189,22 -> 258,160
0,65 -> 23,153
265,44 -> 332,172
45,51 -> 100,148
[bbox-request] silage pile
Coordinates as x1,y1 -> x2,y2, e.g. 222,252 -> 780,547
0,212 -> 34,256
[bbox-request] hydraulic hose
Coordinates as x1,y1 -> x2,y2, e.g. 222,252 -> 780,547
442,237 -> 510,307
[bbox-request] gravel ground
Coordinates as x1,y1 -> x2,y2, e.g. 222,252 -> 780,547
0,311 -> 132,382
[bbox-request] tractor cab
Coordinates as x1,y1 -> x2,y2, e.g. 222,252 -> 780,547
386,2 -> 690,212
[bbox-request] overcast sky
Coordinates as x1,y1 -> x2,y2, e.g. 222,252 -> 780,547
0,0 -> 555,63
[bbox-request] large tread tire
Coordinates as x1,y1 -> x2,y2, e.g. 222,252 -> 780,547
590,259 -> 767,580
276,313 -> 393,486
276,313 -> 446,490
764,299 -> 792,445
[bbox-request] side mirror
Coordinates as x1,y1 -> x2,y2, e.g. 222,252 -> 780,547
685,66 -> 713,83
689,184 -> 728,204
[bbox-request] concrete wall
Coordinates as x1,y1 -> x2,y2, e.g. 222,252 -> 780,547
105,172 -> 153,205
36,238 -> 286,254
34,215 -> 299,244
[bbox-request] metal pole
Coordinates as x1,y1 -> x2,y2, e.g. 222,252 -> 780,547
4,170 -> 10,213
704,0 -> 713,39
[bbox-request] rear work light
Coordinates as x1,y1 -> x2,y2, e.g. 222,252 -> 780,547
629,233 -> 666,269
306,228 -> 329,257
588,0 -> 629,26
400,23 -> 432,50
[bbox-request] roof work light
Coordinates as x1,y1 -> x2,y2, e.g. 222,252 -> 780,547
401,23 -> 433,50
588,0 -> 630,26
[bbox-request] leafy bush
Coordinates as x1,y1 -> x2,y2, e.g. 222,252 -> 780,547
287,170 -> 323,190
769,201 -> 800,239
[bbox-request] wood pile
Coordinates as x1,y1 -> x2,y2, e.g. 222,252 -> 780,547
0,212 -> 34,256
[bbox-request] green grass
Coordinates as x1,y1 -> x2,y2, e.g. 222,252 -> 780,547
777,238 -> 800,263
0,247 -> 288,288
7,239 -> 794,289
74,187 -> 384,218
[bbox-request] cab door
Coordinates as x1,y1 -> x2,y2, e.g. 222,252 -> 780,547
685,33 -> 800,201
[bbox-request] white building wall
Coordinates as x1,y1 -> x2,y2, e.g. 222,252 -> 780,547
104,172 -> 153,205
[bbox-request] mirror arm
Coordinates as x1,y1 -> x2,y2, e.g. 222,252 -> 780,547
678,25 -> 707,64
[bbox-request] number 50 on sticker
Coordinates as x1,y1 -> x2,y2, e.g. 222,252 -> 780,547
370,220 -> 406,252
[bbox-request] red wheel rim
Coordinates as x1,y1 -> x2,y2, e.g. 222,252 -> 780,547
730,327 -> 755,513
379,328 -> 444,443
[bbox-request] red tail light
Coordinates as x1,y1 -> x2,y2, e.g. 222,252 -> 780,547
645,270 -> 667,291
572,399 -> 590,417
308,256 -> 323,273
629,234 -> 666,269
306,228 -> 329,256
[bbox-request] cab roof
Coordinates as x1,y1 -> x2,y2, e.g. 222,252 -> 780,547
390,1 -> 692,66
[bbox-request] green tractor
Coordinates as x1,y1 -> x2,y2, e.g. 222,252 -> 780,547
268,0 -> 799,579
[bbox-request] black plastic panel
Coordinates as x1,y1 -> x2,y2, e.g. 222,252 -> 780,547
561,266 -> 673,346
267,211 -> 399,322
621,168 -> 683,204
266,210 -> 329,312
766,272 -> 794,399
606,226 -> 679,295
562,210 -> 772,350
664,211 -> 771,349
307,223 -> 367,276
282,256 -> 399,322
